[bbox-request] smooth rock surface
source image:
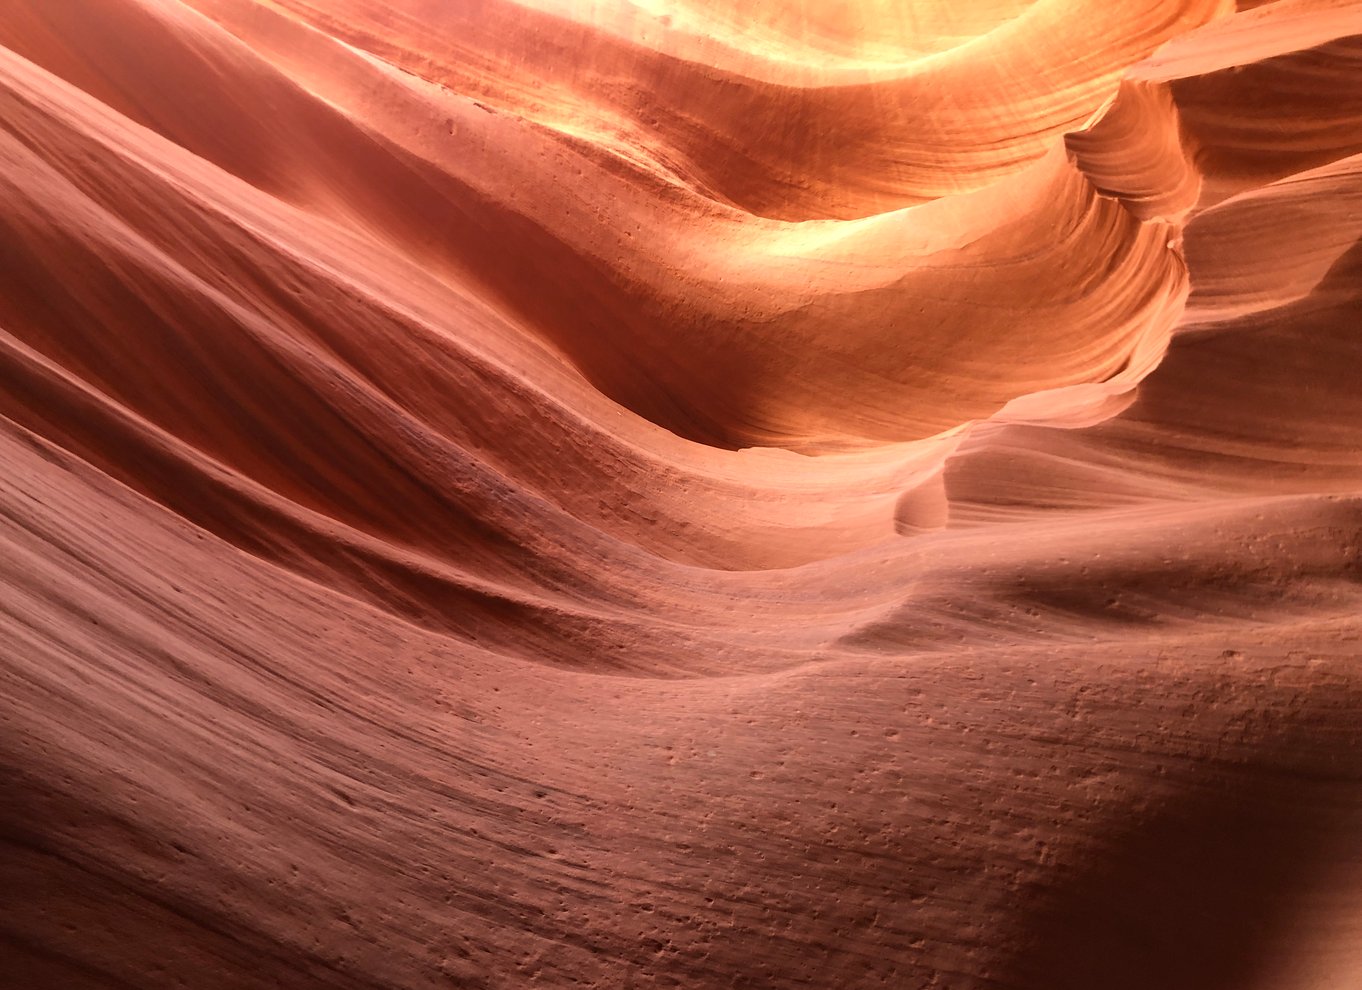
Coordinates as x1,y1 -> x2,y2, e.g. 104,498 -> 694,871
2,1 -> 1362,987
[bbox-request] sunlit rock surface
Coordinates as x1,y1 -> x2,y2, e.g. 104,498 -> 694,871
3,1 -> 1362,987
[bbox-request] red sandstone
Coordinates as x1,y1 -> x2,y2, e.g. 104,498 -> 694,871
2,2 -> 1362,987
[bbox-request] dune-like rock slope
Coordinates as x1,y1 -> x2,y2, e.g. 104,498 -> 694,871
3,1 -> 1362,987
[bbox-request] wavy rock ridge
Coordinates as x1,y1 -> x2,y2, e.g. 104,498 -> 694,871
2,1 -> 1362,987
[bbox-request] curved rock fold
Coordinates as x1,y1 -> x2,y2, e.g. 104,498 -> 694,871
2,1 -> 1362,987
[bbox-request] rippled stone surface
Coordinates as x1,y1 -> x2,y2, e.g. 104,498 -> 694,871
3,2 -> 1362,987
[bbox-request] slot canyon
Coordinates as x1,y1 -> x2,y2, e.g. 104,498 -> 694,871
2,1 -> 1362,987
